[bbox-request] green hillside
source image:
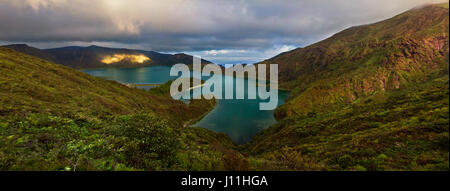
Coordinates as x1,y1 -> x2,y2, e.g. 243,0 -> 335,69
246,75 -> 448,170
259,4 -> 448,117
0,47 -> 242,170
2,44 -> 58,64
247,3 -> 449,170
2,44 -> 212,69
0,3 -> 448,171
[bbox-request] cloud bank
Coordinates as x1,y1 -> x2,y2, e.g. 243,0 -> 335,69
0,0 -> 446,63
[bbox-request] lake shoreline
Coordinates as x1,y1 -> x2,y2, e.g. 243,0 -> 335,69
183,98 -> 218,128
83,65 -> 291,145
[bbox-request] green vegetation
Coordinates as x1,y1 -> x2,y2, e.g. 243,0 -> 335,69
0,3 -> 448,171
260,4 -> 449,116
435,2 -> 449,8
0,47 -> 244,170
248,3 -> 449,171
2,44 -> 212,69
246,75 -> 449,170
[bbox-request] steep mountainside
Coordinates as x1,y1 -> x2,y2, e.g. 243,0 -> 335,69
0,47 -> 242,170
258,4 -> 448,117
3,45 -> 211,69
246,3 -> 449,170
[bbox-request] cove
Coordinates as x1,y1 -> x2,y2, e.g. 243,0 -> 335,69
83,66 -> 289,144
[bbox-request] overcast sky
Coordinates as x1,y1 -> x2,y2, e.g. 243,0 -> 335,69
0,0 -> 446,64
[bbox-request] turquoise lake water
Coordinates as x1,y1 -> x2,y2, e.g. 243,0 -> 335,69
83,66 -> 288,144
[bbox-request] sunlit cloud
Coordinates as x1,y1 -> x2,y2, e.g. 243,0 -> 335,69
101,54 -> 150,64
0,0 -> 446,63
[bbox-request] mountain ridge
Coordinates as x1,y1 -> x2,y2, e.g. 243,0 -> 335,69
245,3 -> 449,170
2,44 -> 212,69
255,3 -> 449,117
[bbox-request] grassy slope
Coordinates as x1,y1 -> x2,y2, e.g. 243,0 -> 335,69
1,44 -> 58,64
0,47 -> 242,170
2,44 -> 214,69
0,3 -> 448,171
258,4 -> 448,117
0,47 -> 208,122
247,4 -> 449,170
247,74 -> 448,170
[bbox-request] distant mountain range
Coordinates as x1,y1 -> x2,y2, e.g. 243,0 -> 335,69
2,44 -> 211,69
